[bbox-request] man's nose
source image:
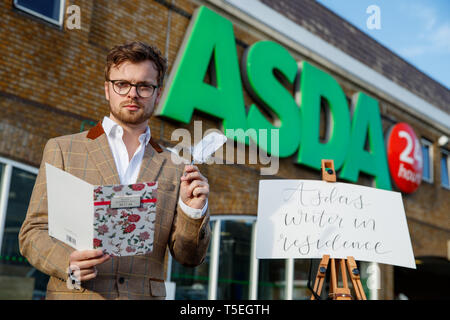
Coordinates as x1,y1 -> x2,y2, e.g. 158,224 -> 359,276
127,85 -> 139,99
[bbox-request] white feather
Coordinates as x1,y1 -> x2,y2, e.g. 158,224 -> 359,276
192,132 -> 227,164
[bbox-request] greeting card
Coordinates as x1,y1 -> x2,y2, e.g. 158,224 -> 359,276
46,163 -> 158,256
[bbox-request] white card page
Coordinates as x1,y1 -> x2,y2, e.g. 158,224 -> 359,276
46,163 -> 94,251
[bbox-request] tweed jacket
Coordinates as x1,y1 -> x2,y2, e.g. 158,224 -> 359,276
19,122 -> 211,300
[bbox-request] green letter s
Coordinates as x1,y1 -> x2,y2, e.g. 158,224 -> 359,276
242,41 -> 301,157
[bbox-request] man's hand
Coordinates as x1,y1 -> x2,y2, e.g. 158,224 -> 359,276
180,165 -> 209,209
69,249 -> 110,282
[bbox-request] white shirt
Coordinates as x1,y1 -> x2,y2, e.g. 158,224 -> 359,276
102,116 -> 207,219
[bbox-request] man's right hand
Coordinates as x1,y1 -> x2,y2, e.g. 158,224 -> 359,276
69,249 -> 111,282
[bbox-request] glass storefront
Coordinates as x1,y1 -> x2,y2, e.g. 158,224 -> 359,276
0,160 -> 48,300
217,220 -> 252,299
170,223 -> 211,300
258,259 -> 285,299
293,260 -> 313,300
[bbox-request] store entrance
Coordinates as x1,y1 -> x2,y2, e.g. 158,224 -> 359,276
394,256 -> 450,300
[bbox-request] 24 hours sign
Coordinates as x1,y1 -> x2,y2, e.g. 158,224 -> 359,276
386,123 -> 423,193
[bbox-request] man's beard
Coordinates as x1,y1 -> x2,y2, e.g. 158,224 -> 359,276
110,101 -> 153,125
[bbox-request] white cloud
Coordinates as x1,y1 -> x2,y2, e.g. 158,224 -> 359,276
399,2 -> 450,57
431,23 -> 450,51
411,4 -> 437,31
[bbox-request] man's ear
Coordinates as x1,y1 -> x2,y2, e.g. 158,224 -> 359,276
104,81 -> 110,101
155,87 -> 162,105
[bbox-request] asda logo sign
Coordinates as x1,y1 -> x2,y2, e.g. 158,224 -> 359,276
156,6 -> 392,190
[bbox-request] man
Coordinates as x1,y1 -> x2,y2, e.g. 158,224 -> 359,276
19,41 -> 211,300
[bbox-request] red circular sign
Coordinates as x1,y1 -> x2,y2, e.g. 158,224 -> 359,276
386,123 -> 423,193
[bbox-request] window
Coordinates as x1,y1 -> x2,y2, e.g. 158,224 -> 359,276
170,223 -> 211,300
217,220 -> 252,299
441,149 -> 449,189
0,157 -> 49,300
259,259 -> 286,299
14,0 -> 65,26
421,139 -> 433,183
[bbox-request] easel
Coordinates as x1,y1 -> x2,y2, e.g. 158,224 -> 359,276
310,160 -> 367,300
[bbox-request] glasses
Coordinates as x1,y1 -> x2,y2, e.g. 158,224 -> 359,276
108,80 -> 158,98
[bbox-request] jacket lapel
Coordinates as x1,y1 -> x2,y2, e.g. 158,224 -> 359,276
85,122 -> 120,185
137,141 -> 166,183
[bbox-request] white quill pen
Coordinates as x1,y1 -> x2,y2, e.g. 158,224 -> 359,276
167,132 -> 227,174
191,132 -> 227,164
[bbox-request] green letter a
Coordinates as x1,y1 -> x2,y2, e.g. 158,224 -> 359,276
340,92 -> 392,190
155,6 -> 247,143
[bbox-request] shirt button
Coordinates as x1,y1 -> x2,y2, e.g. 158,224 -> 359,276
118,277 -> 125,284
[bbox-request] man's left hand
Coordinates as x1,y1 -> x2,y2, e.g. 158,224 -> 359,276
180,165 -> 209,209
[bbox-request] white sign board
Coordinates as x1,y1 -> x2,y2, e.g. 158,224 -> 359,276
256,180 -> 416,269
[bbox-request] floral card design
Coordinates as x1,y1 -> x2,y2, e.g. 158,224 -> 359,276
92,182 -> 157,256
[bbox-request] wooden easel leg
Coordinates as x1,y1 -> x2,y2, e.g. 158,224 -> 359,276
340,259 -> 349,291
330,258 -> 337,295
346,256 -> 367,300
310,256 -> 365,300
329,258 -> 352,300
310,255 -> 330,300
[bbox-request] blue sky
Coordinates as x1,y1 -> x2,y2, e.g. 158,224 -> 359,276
317,0 -> 450,90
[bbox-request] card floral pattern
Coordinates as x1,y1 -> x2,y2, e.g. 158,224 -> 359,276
92,182 -> 157,256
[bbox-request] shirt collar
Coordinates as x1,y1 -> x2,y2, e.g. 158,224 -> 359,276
102,116 -> 151,145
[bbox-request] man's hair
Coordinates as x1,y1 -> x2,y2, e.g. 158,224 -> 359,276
104,41 -> 167,87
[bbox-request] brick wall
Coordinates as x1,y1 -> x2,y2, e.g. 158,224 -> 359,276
1,0 -> 449,299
